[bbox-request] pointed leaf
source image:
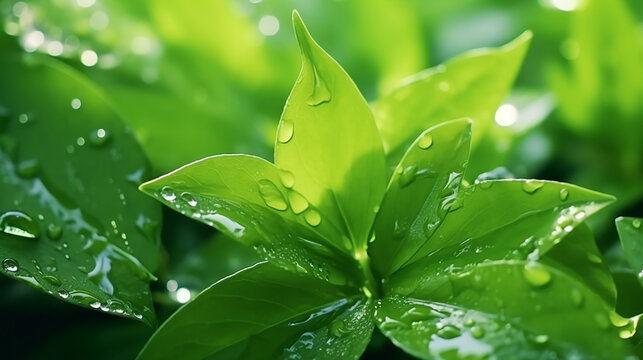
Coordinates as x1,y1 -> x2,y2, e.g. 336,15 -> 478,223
140,154 -> 361,286
376,31 -> 531,167
378,261 -> 633,359
368,119 -> 472,276
138,263 -> 374,360
274,12 -> 387,251
0,55 -> 160,325
616,217 -> 643,286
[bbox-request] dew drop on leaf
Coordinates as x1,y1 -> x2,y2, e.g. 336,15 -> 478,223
304,208 -> 321,227
418,133 -> 433,149
58,289 -> 69,299
278,120 -> 294,143
16,159 -> 39,178
46,223 -> 63,240
521,180 -> 544,194
279,169 -> 295,188
633,219 -> 641,229
523,262 -> 551,287
0,211 -> 40,239
436,325 -> 461,339
470,326 -> 484,339
287,190 -> 309,214
89,128 -> 110,147
258,179 -> 288,211
180,192 -> 197,207
570,288 -> 583,307
2,258 -> 19,272
306,65 -> 331,106
160,186 -> 176,202
398,165 -> 417,188
559,188 -> 569,201
329,318 -> 351,337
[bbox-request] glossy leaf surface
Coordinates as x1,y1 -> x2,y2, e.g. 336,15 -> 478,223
375,31 -> 531,167
378,260 -> 633,360
0,55 -> 160,325
616,217 -> 643,286
139,154 -> 362,286
274,12 -> 387,251
138,262 -> 374,360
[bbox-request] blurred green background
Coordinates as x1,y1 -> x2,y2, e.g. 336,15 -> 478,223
0,0 -> 641,358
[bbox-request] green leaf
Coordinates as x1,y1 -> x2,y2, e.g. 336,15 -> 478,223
541,224 -> 616,305
375,31 -> 531,168
368,119 -> 472,276
388,179 -> 614,281
616,217 -> 643,286
138,262 -> 374,360
139,154 -> 362,286
377,260 -> 633,359
274,11 -> 387,252
0,55 -> 160,325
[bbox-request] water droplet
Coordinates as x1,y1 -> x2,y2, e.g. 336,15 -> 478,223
279,169 -> 295,188
181,192 -> 197,207
258,179 -> 288,211
76,137 -> 86,146
16,159 -> 39,178
464,318 -> 475,327
329,319 -> 351,337
633,219 -> 641,229
58,289 -> 69,299
398,165 -> 417,188
418,133 -> 433,149
160,186 -> 176,202
1,211 -> 40,238
42,275 -> 61,286
288,190 -> 309,214
18,113 -> 29,124
471,326 -> 484,338
304,208 -> 321,227
533,334 -> 549,344
89,128 -> 110,146
523,262 -> 551,287
2,258 -> 18,272
71,98 -> 82,109
570,288 -> 583,307
522,180 -> 544,194
306,65 -> 331,106
46,223 -> 63,240
559,188 -> 569,201
436,325 -> 461,339
90,301 -> 101,309
278,120 -> 294,143
587,253 -> 602,264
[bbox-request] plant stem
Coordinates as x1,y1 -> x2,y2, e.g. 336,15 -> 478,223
354,248 -> 380,299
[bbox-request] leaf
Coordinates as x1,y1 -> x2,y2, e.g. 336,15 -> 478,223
388,179 -> 614,281
375,31 -> 532,167
368,119 -> 472,276
377,260 -> 633,359
274,11 -> 387,252
541,224 -> 616,305
615,217 -> 643,286
0,55 -> 160,325
138,262 -> 374,360
139,154 -> 362,287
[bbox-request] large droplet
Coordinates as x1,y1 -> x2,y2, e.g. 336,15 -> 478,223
418,133 -> 433,149
306,65 -> 331,106
2,258 -> 18,272
304,208 -> 321,227
278,120 -> 294,143
279,169 -> 295,188
46,223 -> 63,240
470,326 -> 484,339
16,159 -> 39,178
1,211 -> 40,239
523,262 -> 551,287
258,179 -> 288,211
633,219 -> 641,229
288,190 -> 309,214
160,186 -> 176,202
398,165 -> 417,188
329,319 -> 351,337
522,180 -> 544,194
559,188 -> 569,201
180,192 -> 197,207
436,325 -> 461,339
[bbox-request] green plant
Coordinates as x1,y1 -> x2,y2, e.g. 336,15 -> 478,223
132,12 -> 638,359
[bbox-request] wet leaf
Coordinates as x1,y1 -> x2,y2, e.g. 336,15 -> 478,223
0,55 -> 160,325
615,217 -> 643,286
138,262 -> 374,360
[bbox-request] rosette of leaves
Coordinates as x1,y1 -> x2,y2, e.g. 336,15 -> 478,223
137,11 -> 636,360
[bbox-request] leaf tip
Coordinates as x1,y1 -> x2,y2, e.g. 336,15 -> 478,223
291,9 -> 315,57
